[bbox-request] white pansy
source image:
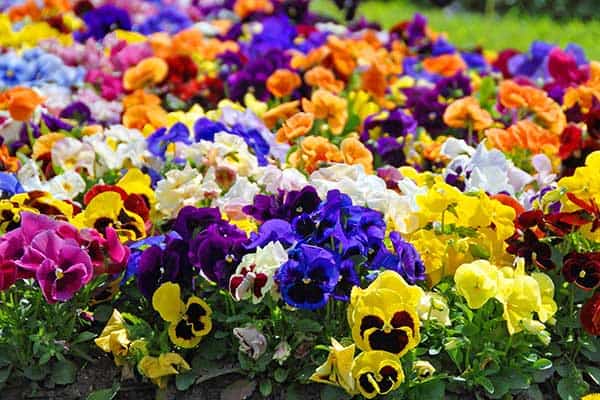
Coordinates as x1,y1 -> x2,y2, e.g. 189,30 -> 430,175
51,137 -> 95,176
214,176 -> 259,218
256,165 -> 308,194
229,241 -> 288,303
155,164 -> 211,218
84,125 -> 147,173
45,171 -> 86,200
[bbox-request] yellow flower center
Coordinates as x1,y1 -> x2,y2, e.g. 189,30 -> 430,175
579,270 -> 587,279
55,269 -> 64,279
302,277 -> 312,284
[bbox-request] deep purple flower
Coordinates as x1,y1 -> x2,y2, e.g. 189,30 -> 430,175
333,258 -> 360,301
404,86 -> 447,136
389,232 -> 425,284
435,73 -> 472,99
242,186 -> 320,222
405,13 -> 427,47
60,101 -> 93,124
508,41 -> 553,80
41,113 -> 73,132
247,15 -> 297,57
189,222 -> 248,287
275,244 -> 340,310
172,206 -> 222,241
75,5 -> 132,42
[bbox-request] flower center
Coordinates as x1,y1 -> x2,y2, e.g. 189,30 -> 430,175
55,268 -> 65,279
579,269 -> 587,279
302,277 -> 312,284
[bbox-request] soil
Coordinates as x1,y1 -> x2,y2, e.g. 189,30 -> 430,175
1,355 -> 321,400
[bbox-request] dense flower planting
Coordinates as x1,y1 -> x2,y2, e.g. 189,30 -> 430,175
0,0 -> 599,398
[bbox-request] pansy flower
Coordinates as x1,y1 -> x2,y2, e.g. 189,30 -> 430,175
310,338 -> 356,395
138,352 -> 191,389
152,282 -> 212,348
275,244 -> 340,310
347,271 -> 422,357
581,292 -> 600,336
351,350 -> 405,399
563,251 -> 600,290
229,241 -> 288,303
73,191 -> 146,242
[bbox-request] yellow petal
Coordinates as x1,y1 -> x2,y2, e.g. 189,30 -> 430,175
152,282 -> 185,323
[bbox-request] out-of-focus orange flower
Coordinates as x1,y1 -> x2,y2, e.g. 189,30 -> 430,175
361,64 -> 387,99
8,0 -> 41,21
340,137 -> 373,173
327,36 -> 357,78
0,87 -> 45,122
122,104 -> 168,132
499,80 -> 566,134
276,112 -> 314,144
288,136 -> 342,173
233,0 -> 273,19
422,53 -> 466,77
302,89 -> 348,135
443,96 -> 493,131
266,69 -> 301,98
150,30 -> 237,60
0,144 -> 19,173
304,66 -> 344,93
32,132 -> 65,160
123,57 -> 169,91
485,120 -> 559,154
262,101 -> 300,129
122,90 -> 162,110
290,47 -> 330,70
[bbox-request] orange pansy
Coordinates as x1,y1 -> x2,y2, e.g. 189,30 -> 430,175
304,66 -> 344,93
275,112 -> 314,144
485,120 -> 559,154
422,53 -> 466,77
262,101 -> 300,129
302,89 -> 348,135
123,57 -> 169,91
266,69 -> 301,98
340,137 -> 373,173
443,96 -> 493,131
288,136 -> 342,173
0,87 -> 45,122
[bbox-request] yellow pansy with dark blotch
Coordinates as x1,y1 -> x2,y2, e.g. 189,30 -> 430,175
348,271 -> 422,357
310,338 -> 357,395
351,350 -> 404,399
152,282 -> 212,348
73,191 -> 146,242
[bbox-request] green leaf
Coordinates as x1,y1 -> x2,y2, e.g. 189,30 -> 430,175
0,367 -> 11,384
320,385 -> 351,400
176,370 -> 198,391
23,365 -> 47,381
72,331 -> 97,344
51,359 -> 77,385
259,379 -> 272,397
476,376 -> 494,394
557,376 -> 588,400
586,366 -> 600,386
411,379 -> 445,400
295,318 -> 323,333
532,358 -> 553,370
86,384 -> 120,400
273,368 -> 288,383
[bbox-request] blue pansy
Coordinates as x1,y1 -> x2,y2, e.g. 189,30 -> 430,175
275,244 -> 340,310
0,172 -> 23,199
147,122 -> 192,159
135,8 -> 192,35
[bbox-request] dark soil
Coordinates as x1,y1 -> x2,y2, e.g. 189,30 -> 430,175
2,355 -> 321,400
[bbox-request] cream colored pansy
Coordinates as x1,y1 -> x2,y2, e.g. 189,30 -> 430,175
417,291 -> 451,326
215,176 -> 260,219
83,125 -> 147,173
51,137 -> 95,176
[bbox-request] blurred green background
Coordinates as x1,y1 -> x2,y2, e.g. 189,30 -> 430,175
311,0 -> 600,59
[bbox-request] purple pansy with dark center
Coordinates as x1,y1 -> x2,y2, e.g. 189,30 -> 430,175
275,244 -> 340,310
75,5 -> 132,42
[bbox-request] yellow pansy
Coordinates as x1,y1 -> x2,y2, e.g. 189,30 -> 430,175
166,104 -> 205,131
11,191 -> 74,220
497,259 -> 544,335
115,29 -> 147,44
138,353 -> 190,389
227,217 -> 258,235
389,76 -> 415,104
558,151 -> 600,210
351,351 -> 404,399
73,191 -> 146,242
454,260 -> 499,309
310,338 -> 357,395
244,93 -> 268,117
348,271 -> 422,357
349,90 -> 379,121
152,282 -> 212,348
407,229 -> 446,279
582,394 -> 600,400
531,272 -> 558,323
117,168 -> 156,208
94,309 -> 131,366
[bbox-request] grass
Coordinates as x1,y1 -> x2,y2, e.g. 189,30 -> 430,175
310,0 -> 600,60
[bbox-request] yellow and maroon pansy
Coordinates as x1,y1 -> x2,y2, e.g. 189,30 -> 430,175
351,350 -> 405,399
152,282 -> 212,348
347,271 -> 422,357
73,191 -> 146,242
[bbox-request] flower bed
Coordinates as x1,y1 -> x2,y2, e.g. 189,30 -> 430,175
0,1 -> 599,399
